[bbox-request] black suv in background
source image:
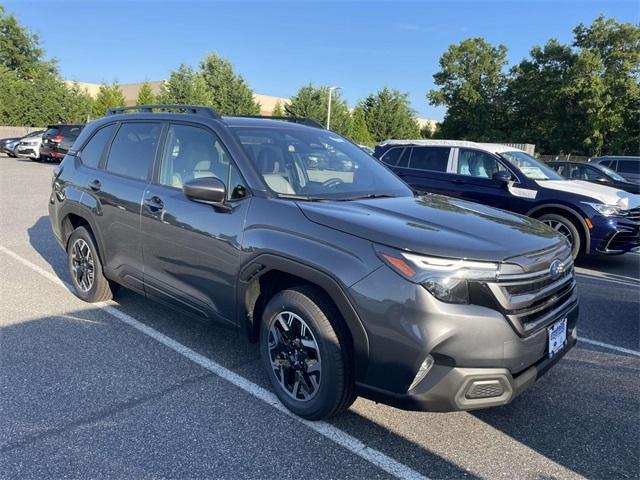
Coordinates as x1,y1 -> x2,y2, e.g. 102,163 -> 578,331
49,105 -> 578,420
40,124 -> 84,162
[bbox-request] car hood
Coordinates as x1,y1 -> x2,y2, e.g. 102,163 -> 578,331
536,180 -> 640,209
297,195 -> 564,262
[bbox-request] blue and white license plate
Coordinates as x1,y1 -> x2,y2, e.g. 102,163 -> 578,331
548,318 -> 567,357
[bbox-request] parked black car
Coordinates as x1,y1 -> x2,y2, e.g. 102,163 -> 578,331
40,124 -> 84,162
590,156 -> 640,185
49,105 -> 578,420
548,160 -> 640,194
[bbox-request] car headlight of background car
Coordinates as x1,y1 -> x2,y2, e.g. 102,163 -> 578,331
376,246 -> 498,304
583,202 -> 628,217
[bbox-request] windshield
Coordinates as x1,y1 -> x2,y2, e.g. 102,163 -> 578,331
500,151 -> 563,180
594,163 -> 627,182
231,126 -> 412,199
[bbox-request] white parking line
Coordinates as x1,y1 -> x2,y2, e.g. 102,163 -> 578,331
576,273 -> 639,288
579,337 -> 640,357
0,245 -> 427,480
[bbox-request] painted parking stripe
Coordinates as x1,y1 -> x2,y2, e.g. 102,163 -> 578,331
576,273 -> 639,288
579,337 -> 640,357
0,246 -> 427,480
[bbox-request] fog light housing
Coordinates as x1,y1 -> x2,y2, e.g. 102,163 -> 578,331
408,354 -> 434,391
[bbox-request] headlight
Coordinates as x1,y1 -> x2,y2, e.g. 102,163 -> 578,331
583,202 -> 627,217
376,247 -> 498,304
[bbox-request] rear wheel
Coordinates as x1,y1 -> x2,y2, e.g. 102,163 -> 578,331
67,227 -> 117,302
538,213 -> 582,258
260,286 -> 355,420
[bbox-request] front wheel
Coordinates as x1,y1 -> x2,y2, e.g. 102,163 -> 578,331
67,226 -> 117,302
260,286 -> 355,420
538,213 -> 582,258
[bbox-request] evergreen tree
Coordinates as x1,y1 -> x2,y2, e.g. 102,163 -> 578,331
347,106 -> 373,144
361,87 -> 420,142
63,82 -> 94,123
199,52 -> 260,115
157,64 -> 211,106
285,84 -> 351,135
136,80 -> 157,106
271,101 -> 284,117
91,82 -> 126,118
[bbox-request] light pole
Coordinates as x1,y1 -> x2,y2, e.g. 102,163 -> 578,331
327,86 -> 341,130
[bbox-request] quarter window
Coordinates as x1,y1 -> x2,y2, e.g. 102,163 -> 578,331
105,123 -> 161,180
408,147 -> 450,172
617,160 -> 639,175
80,124 -> 115,169
457,149 -> 505,178
160,124 -> 247,200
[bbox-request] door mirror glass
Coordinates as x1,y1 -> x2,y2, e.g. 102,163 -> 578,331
492,170 -> 512,183
183,177 -> 226,205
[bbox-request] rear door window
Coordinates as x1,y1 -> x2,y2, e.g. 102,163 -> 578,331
105,122 -> 161,181
409,147 -> 450,172
79,124 -> 116,169
617,160 -> 639,174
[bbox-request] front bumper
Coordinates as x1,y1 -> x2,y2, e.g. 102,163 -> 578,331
348,265 -> 579,412
590,215 -> 640,254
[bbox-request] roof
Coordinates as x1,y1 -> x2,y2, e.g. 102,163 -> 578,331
378,139 -> 526,154
222,116 -> 322,129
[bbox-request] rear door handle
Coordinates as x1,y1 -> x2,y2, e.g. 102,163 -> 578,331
88,179 -> 101,191
144,195 -> 164,212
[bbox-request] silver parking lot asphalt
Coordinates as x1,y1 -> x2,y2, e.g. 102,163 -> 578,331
1,155 -> 639,479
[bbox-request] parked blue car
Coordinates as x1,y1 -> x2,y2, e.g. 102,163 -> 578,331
375,140 -> 640,257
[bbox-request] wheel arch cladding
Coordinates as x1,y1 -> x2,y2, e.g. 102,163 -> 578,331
238,254 -> 370,382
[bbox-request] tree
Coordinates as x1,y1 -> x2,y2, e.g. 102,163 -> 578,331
361,87 -> 420,142
0,5 -> 54,79
136,80 -> 157,106
573,15 -> 640,155
428,38 -> 508,141
63,82 -> 94,123
285,84 -> 351,135
91,82 -> 126,118
347,106 -> 373,144
157,64 -> 211,106
199,52 -> 260,115
271,101 -> 284,117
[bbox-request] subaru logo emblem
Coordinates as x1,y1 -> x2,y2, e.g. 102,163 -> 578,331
549,260 -> 563,280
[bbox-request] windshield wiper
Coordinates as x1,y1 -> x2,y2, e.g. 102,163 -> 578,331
277,194 -> 327,201
348,193 -> 396,200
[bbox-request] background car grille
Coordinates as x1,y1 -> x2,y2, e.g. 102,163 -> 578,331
486,256 -> 577,335
625,207 -> 640,222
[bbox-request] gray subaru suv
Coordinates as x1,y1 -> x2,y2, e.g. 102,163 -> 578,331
49,105 -> 578,420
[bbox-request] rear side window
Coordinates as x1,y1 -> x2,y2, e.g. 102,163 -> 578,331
79,124 -> 116,169
105,122 -> 161,181
44,128 -> 59,137
59,125 -> 83,138
409,147 -> 450,172
617,160 -> 639,174
381,147 -> 404,166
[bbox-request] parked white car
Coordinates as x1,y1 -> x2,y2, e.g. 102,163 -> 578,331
15,130 -> 45,160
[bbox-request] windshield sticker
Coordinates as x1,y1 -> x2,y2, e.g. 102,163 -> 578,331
287,144 -> 296,152
508,184 -> 538,199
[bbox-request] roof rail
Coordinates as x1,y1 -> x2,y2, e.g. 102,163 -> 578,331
105,104 -> 221,119
233,115 -> 325,129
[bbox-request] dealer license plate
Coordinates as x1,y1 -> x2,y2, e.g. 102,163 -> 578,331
548,318 -> 567,357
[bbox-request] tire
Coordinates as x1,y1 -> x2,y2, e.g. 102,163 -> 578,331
66,226 -> 117,302
260,286 -> 355,420
538,213 -> 582,258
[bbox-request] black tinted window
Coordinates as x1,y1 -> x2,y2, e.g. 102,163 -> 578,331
617,160 -> 639,174
80,124 -> 115,168
105,123 -> 161,180
381,147 -> 404,166
409,147 -> 450,172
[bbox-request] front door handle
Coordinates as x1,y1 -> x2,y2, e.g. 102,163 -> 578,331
144,195 -> 164,212
88,179 -> 101,191
451,178 -> 466,184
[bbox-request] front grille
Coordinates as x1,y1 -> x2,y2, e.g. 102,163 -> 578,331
606,229 -> 640,251
626,207 -> 640,222
486,255 -> 577,335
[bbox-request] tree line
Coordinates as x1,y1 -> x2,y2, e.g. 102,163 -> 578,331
0,5 -> 637,155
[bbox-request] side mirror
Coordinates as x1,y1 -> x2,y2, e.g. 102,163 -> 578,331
183,177 -> 227,207
492,170 -> 512,184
